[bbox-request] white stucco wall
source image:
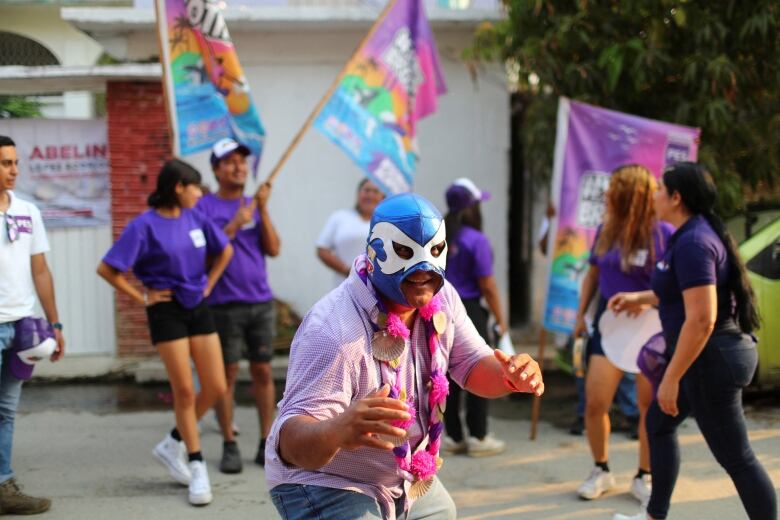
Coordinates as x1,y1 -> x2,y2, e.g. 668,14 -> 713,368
175,28 -> 510,317
1,6 -> 102,118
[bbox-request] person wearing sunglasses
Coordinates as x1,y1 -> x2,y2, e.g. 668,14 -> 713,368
0,135 -> 66,515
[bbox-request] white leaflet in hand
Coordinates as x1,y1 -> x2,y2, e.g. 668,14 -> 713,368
498,333 -> 516,356
598,308 -> 662,374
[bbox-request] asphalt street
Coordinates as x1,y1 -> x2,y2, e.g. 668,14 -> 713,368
12,401 -> 780,519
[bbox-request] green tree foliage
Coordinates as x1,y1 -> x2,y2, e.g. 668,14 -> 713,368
468,0 -> 780,214
0,96 -> 41,119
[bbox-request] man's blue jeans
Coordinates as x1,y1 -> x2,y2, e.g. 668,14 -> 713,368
0,322 -> 24,484
271,476 -> 456,520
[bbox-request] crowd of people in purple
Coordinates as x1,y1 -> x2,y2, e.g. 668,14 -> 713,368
0,132 -> 776,519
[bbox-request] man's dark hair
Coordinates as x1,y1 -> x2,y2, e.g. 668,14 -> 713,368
0,136 -> 15,148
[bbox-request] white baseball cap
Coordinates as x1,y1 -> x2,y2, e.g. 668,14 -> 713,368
210,137 -> 251,166
17,337 -> 57,365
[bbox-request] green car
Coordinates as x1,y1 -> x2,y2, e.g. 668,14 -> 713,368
739,217 -> 780,388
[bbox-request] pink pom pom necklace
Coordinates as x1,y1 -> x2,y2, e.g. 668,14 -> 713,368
356,258 -> 450,501
367,291 -> 450,500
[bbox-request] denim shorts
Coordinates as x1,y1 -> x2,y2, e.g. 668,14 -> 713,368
211,301 -> 275,364
586,297 -> 608,358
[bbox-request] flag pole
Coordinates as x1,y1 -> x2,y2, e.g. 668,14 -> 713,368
259,0 -> 400,191
153,0 -> 178,157
529,327 -> 546,440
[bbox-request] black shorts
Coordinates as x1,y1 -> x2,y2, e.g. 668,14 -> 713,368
211,301 -> 276,364
145,300 -> 217,345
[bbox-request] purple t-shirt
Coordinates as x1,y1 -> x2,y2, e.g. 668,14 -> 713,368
444,226 -> 493,300
651,215 -> 732,342
196,194 -> 273,305
103,208 -> 228,309
588,221 -> 674,300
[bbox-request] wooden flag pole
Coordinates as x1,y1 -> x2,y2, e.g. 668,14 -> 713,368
259,0 -> 400,192
529,327 -> 547,440
153,0 -> 178,157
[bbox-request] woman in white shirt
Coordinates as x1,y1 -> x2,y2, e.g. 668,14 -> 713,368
316,179 -> 384,287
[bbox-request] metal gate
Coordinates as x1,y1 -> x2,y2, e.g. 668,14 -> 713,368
45,226 -> 116,355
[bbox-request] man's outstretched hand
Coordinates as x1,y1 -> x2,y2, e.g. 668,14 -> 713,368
494,350 -> 545,397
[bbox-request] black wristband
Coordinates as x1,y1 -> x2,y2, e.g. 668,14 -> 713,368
52,322 -> 63,331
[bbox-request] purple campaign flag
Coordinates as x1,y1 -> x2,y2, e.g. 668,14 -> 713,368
314,0 -> 447,195
543,98 -> 700,334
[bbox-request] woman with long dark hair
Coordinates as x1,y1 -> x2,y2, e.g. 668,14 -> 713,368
97,159 -> 233,507
573,165 -> 673,504
441,178 -> 509,457
610,162 -> 776,520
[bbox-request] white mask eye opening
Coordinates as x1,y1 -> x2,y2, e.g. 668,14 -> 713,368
430,240 -> 446,259
392,241 -> 414,260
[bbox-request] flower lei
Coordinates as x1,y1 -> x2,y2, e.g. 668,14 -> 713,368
358,265 -> 450,499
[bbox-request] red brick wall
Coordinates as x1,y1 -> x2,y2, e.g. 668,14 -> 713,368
107,81 -> 170,357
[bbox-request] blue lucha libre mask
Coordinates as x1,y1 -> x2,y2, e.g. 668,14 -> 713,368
366,193 -> 447,307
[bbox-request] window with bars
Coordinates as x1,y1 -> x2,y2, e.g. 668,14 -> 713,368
0,31 -> 59,66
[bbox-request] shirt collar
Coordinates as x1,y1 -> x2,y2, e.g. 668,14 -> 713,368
0,190 -> 13,213
669,214 -> 704,244
346,254 -> 383,324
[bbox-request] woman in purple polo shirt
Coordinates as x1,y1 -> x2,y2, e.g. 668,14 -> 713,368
573,165 -> 673,504
610,163 -> 775,520
441,178 -> 509,457
97,159 -> 233,507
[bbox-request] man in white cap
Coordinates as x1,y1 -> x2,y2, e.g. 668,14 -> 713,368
196,137 -> 280,473
0,135 -> 65,514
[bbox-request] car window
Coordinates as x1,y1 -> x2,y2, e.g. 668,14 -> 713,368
747,236 -> 780,280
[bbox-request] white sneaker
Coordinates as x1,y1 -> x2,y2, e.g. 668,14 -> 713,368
613,506 -> 646,520
441,435 -> 467,455
577,466 -> 615,500
630,474 -> 652,504
188,460 -> 213,506
466,435 -> 506,457
153,434 -> 191,486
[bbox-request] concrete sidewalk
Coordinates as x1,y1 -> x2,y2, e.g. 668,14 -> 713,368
29,336 -> 556,384
29,354 -> 292,384
13,404 -> 780,519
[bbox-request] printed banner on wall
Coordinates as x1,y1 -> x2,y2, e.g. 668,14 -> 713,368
543,98 -> 701,334
313,0 -> 447,195
155,0 -> 265,174
0,118 -> 109,228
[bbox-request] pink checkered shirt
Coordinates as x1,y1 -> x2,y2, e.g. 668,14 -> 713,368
265,256 -> 493,518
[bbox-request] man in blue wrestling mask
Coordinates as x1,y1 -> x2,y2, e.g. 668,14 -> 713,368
265,193 -> 544,520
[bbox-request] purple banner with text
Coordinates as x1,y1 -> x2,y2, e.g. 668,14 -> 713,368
543,99 -> 700,333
